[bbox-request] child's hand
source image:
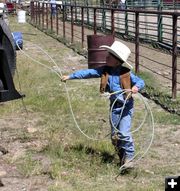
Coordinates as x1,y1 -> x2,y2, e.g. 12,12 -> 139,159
131,86 -> 139,94
61,75 -> 70,82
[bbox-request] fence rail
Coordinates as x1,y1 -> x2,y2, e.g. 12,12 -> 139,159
30,1 -> 180,98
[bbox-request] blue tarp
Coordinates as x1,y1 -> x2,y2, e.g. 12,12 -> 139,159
12,31 -> 23,50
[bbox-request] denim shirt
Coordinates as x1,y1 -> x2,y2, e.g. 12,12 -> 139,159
69,66 -> 145,103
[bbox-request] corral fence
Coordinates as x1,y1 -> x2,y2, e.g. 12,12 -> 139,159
30,1 -> 180,99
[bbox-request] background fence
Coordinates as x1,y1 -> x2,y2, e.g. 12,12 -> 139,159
57,0 -> 180,9
30,1 -> 180,99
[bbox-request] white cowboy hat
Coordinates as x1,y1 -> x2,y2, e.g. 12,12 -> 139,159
100,41 -> 133,69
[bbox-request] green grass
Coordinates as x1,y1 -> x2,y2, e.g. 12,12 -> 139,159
154,112 -> 180,125
137,70 -> 180,115
1,15 -> 179,191
31,13 -> 180,116
16,153 -> 42,177
138,70 -> 159,89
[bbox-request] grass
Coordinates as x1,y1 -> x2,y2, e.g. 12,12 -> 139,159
137,70 -> 180,115
30,12 -> 180,116
16,153 -> 42,177
1,15 -> 179,191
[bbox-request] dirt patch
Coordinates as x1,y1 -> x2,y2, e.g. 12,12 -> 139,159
0,16 -> 179,191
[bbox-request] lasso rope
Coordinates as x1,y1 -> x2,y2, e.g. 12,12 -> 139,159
16,40 -> 103,140
15,39 -> 155,174
109,90 -> 148,134
117,92 -> 155,176
105,89 -> 154,175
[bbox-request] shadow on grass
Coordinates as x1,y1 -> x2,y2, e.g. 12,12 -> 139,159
70,143 -> 115,164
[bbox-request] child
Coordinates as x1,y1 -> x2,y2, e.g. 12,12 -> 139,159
61,41 -> 145,169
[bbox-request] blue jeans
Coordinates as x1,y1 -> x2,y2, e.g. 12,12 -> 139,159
110,99 -> 134,159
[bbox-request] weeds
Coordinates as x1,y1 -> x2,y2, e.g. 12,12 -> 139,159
1,15 -> 179,191
17,153 -> 42,177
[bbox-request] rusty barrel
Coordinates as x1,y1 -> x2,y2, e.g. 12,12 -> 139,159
87,35 -> 114,69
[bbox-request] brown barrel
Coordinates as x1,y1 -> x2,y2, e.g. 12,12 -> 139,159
87,35 -> 114,69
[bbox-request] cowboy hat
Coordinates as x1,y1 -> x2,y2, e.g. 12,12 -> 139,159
99,41 -> 133,69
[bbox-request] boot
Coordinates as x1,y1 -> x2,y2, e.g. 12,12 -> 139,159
117,148 -> 125,167
123,157 -> 134,169
119,157 -> 134,175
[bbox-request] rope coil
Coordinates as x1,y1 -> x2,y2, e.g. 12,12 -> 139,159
15,40 -> 155,175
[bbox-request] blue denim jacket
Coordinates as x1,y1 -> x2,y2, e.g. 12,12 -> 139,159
69,66 -> 145,103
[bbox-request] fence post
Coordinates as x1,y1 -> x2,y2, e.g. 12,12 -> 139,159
38,2 -> 40,26
46,3 -> 48,30
125,11 -> 128,35
157,0 -> 162,42
101,5 -> 106,30
50,4 -> 53,31
86,0 -> 90,25
35,1 -> 38,25
111,9 -> 115,36
135,11 -> 139,74
42,3 -> 44,29
125,4 -> 128,35
30,1 -> 34,23
56,5 -> 58,35
75,0 -> 77,21
71,6 -> 74,43
81,7 -> 84,48
63,5 -> 65,38
94,8 -> 97,34
172,14 -> 177,99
